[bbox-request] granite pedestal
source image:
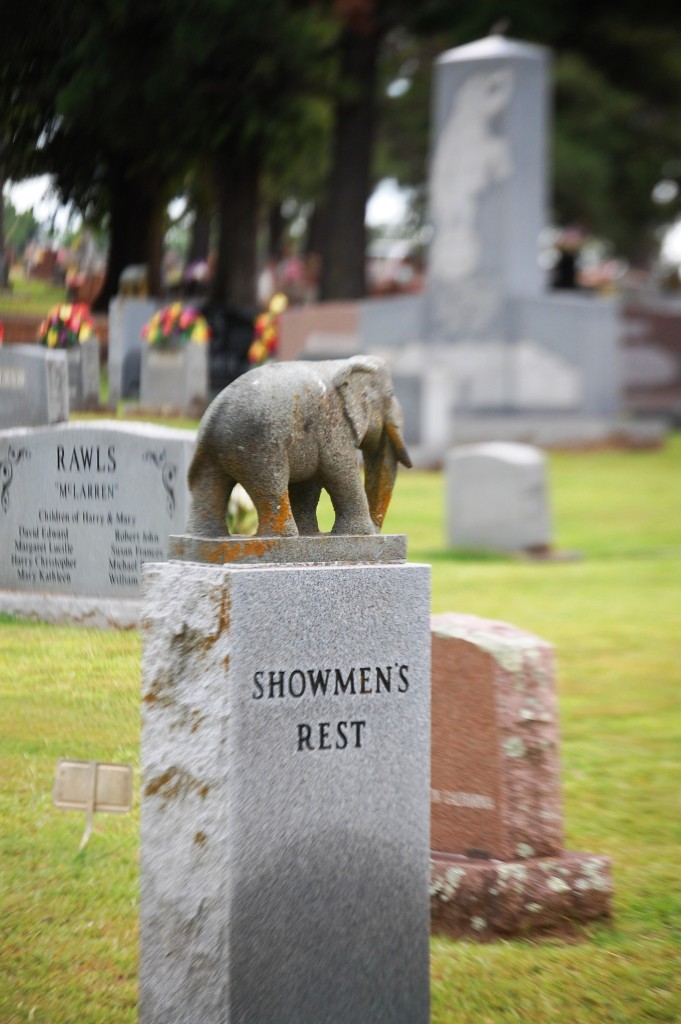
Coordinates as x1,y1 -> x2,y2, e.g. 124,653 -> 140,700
66,338 -> 100,410
140,548 -> 431,1024
140,341 -> 208,413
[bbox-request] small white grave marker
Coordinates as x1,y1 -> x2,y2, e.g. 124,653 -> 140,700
53,759 -> 133,849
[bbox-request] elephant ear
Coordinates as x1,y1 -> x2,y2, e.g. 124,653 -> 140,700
332,358 -> 377,446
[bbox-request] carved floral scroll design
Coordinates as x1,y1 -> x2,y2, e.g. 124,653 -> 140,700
0,447 -> 31,514
143,449 -> 177,517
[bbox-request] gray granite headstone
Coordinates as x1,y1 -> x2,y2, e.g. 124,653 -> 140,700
140,557 -> 431,1024
140,341 -> 208,412
0,420 -> 194,597
108,297 -> 159,404
391,366 -> 453,447
0,345 -> 69,428
66,338 -> 100,410
427,35 -> 549,342
446,441 -> 552,551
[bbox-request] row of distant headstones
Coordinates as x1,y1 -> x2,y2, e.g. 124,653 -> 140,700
0,330 -> 209,427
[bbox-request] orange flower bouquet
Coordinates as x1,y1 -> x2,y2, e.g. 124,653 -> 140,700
248,293 -> 288,365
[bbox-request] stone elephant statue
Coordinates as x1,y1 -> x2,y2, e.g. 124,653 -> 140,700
186,355 -> 411,537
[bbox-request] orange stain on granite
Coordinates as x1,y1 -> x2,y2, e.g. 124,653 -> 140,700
218,538 -> 277,562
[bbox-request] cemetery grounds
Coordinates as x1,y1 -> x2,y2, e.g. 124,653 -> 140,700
1,428 -> 680,1024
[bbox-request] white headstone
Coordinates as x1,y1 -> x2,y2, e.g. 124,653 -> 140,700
140,342 -> 208,412
0,345 -> 69,428
446,441 -> 552,550
108,297 -> 159,404
0,421 -> 194,597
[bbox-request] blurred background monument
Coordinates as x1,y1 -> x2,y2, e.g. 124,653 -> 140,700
281,34 -> 664,457
426,36 -> 548,344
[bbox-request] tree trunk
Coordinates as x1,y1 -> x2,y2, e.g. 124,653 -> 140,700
210,144 -> 260,309
267,202 -> 285,261
188,211 -> 212,265
93,169 -> 166,312
305,201 -> 326,258
319,27 -> 382,301
187,163 -> 214,265
0,144 -> 7,287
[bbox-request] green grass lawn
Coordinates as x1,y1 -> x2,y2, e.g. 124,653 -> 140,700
1,436 -> 680,1022
0,275 -> 67,318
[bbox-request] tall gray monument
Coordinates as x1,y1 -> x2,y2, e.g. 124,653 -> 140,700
380,33 -> 622,443
140,358 -> 431,1024
427,35 -> 549,343
278,35 -> 627,448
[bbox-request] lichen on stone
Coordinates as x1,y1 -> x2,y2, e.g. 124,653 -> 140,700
522,646 -> 552,685
430,866 -> 465,901
516,843 -> 535,859
504,737 -> 526,758
547,876 -> 571,893
576,859 -> 610,892
497,863 -> 528,887
519,700 -> 550,722
432,621 -> 539,676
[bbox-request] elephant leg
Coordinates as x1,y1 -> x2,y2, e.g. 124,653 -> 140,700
186,461 -> 235,537
253,491 -> 298,537
323,460 -> 377,536
247,465 -> 298,537
289,479 -> 322,535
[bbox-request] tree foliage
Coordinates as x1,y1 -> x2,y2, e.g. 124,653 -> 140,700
1,199 -> 39,256
2,0 -> 680,304
374,2 -> 681,265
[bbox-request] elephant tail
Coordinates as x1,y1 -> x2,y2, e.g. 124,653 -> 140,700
187,441 -> 215,491
187,447 -> 201,490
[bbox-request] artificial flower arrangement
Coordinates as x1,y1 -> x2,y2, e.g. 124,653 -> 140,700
247,292 -> 288,366
142,303 -> 211,348
36,303 -> 96,349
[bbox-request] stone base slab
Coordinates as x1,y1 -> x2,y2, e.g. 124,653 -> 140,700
449,415 -> 667,450
169,532 -> 407,565
404,418 -> 667,468
0,590 -> 141,629
430,851 -> 612,940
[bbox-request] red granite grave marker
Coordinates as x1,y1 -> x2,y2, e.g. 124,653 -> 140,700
430,612 -> 612,940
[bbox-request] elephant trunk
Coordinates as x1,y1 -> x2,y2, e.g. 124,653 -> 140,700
364,436 -> 398,531
363,432 -> 401,531
363,398 -> 412,530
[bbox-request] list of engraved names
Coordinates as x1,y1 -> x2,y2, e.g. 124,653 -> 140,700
2,438 -> 174,595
